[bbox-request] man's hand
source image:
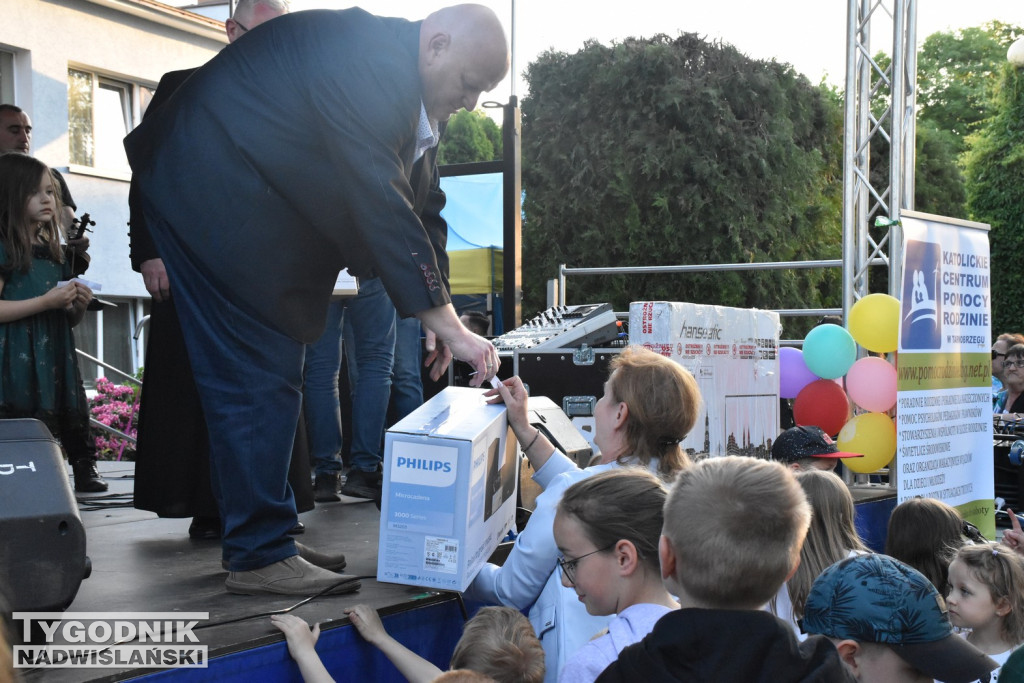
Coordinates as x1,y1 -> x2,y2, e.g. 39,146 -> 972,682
422,328 -> 454,381
141,258 -> 171,301
416,305 -> 499,387
67,234 -> 90,254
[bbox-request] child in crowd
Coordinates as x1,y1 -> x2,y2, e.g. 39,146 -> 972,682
769,469 -> 870,639
947,544 -> 1024,680
596,456 -> 852,682
0,153 -> 106,493
885,495 -> 978,594
553,469 -> 677,683
769,425 -> 863,472
803,553 -> 997,683
271,605 -> 544,683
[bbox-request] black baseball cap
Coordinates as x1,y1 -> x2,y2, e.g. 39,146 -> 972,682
770,425 -> 863,463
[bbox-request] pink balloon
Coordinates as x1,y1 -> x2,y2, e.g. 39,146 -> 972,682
779,347 -> 818,399
845,357 -> 897,413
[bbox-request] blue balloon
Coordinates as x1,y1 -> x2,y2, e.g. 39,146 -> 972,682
802,324 -> 856,380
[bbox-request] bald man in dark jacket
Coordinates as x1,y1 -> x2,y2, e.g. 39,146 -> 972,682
124,4 -> 508,595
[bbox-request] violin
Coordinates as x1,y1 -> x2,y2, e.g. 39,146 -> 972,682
65,212 -> 94,277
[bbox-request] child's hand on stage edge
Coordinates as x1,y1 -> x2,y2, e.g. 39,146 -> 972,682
271,614 -> 335,683
342,604 -> 388,646
270,613 -> 320,658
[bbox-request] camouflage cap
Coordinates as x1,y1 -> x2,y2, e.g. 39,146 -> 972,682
803,554 -> 997,683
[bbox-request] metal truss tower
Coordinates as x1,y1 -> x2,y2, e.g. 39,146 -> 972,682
843,0 -> 918,317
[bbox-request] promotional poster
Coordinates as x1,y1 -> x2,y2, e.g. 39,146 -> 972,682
896,210 -> 994,537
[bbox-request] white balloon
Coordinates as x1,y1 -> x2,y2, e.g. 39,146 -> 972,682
1009,37 -> 1024,67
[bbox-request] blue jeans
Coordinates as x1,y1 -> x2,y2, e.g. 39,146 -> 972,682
392,316 -> 424,421
342,277 -> 396,474
303,301 -> 345,476
146,214 -> 300,572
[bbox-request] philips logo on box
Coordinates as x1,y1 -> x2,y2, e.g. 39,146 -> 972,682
390,442 -> 458,487
397,458 -> 451,472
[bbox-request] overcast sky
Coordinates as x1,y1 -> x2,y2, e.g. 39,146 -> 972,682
290,0 -> 1024,106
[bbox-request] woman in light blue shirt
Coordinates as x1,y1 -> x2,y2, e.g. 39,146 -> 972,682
466,346 -> 702,682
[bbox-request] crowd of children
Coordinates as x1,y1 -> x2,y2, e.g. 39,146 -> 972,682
268,449 -> 1024,683
256,367 -> 1024,683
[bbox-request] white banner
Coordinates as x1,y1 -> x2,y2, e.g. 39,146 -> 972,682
896,211 -> 994,537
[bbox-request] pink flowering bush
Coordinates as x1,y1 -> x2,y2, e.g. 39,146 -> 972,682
89,375 -> 141,461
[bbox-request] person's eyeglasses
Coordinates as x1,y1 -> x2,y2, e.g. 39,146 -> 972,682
993,350 -> 1007,360
557,544 -> 614,585
232,18 -> 249,32
1006,360 -> 1024,370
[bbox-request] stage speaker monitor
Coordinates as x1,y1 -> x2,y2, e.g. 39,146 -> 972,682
0,419 -> 89,612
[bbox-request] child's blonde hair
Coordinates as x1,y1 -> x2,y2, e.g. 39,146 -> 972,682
662,455 -> 811,609
558,469 -> 667,575
781,469 -> 869,622
954,543 -> 1024,644
449,606 -> 544,683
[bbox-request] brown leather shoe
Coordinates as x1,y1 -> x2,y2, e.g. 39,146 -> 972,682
294,542 -> 346,572
220,543 -> 346,572
225,556 -> 361,596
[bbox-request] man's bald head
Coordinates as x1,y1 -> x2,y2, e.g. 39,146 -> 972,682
225,0 -> 289,43
419,4 -> 510,122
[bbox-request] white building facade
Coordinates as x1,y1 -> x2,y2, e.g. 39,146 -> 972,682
1,0 -> 226,383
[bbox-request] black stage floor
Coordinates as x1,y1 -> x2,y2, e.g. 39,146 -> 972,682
19,461 -> 456,683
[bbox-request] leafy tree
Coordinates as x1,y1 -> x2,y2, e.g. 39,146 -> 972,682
917,22 -> 1023,152
438,109 -> 502,164
964,61 -> 1024,335
519,34 -> 844,332
867,113 -> 966,218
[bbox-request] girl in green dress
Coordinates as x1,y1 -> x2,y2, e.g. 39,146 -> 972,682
0,153 -> 106,492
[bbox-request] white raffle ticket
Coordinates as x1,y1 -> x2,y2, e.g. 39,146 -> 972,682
57,277 -> 102,291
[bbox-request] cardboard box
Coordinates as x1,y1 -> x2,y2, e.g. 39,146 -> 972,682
377,387 -> 517,591
629,301 -> 781,459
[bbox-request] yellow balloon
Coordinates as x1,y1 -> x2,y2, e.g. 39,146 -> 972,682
848,293 -> 900,353
838,412 -> 896,473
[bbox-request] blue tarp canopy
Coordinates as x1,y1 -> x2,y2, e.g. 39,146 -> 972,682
440,172 -> 503,294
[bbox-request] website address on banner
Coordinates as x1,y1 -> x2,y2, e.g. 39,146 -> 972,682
897,362 -> 988,385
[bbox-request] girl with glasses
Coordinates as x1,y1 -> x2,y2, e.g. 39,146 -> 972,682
553,469 -> 676,683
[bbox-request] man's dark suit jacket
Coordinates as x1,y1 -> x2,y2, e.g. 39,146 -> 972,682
129,68 -> 192,271
124,8 -> 449,344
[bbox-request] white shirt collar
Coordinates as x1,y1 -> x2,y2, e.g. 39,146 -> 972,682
415,102 -> 440,162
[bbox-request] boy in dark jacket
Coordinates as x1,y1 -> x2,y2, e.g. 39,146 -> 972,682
595,456 -> 853,682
